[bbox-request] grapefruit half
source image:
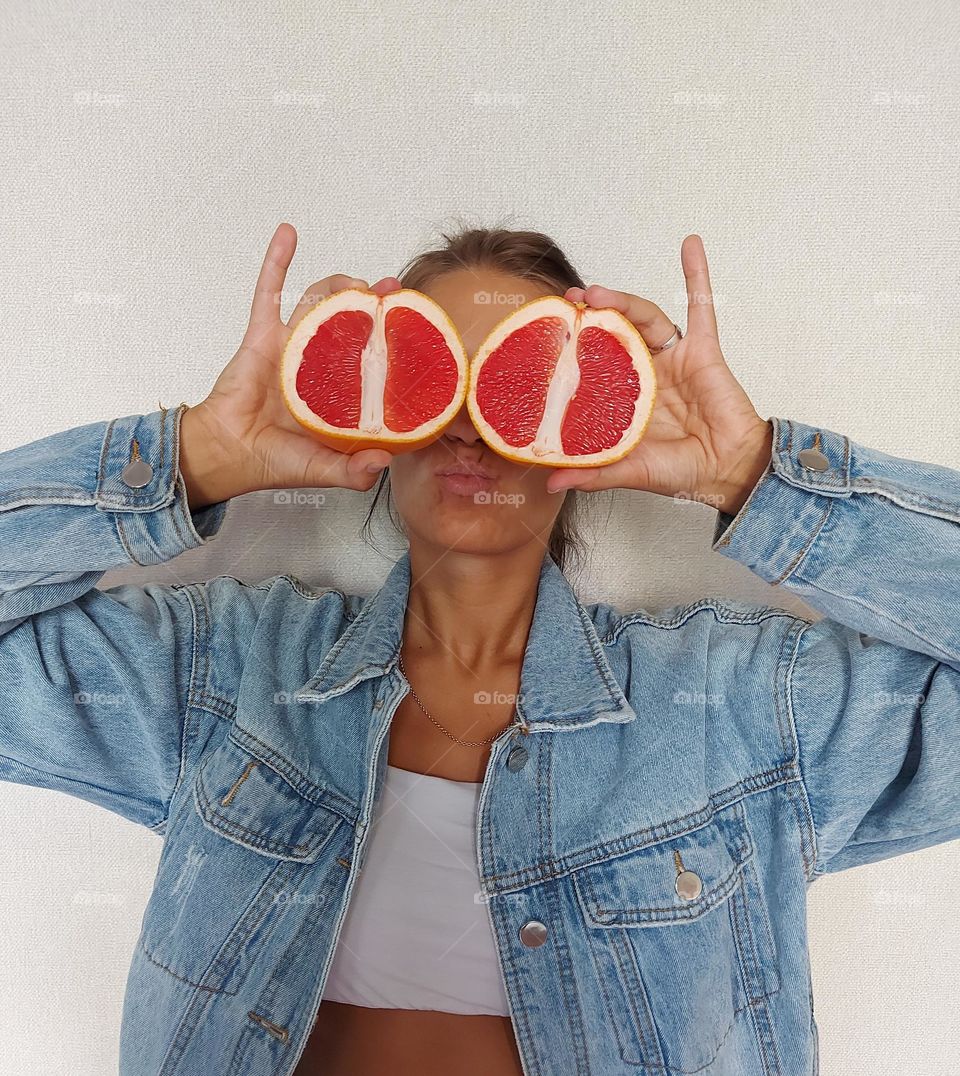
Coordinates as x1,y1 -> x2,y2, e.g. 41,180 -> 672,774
280,288 -> 469,454
467,296 -> 657,467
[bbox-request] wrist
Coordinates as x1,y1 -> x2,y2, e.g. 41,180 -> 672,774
701,420 -> 773,517
178,402 -> 254,511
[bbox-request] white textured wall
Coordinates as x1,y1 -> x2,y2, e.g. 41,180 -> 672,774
1,2 -> 959,1072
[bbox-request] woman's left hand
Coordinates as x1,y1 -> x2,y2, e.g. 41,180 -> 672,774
544,234 -> 773,517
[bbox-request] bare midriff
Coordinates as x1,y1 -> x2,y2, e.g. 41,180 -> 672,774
293,1000 -> 524,1075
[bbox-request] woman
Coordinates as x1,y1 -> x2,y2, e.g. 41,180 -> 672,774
1,223 -> 957,1076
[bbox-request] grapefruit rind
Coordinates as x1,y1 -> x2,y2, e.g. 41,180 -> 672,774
280,288 -> 469,453
466,295 -> 657,468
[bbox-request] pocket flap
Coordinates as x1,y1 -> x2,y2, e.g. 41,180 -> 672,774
573,803 -> 753,926
194,733 -> 342,863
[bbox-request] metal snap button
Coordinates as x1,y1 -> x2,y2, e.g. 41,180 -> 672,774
797,448 -> 829,472
518,920 -> 548,947
506,745 -> 529,772
120,458 -> 154,488
675,869 -> 703,901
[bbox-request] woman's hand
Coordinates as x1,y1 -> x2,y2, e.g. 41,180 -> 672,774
544,234 -> 773,517
179,223 -> 402,510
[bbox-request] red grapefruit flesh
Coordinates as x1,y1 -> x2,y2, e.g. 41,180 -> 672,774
281,289 -> 468,454
467,296 -> 656,467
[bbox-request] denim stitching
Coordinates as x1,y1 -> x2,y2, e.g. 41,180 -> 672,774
167,587 -> 202,820
578,851 -> 741,923
114,512 -> 142,566
849,479 -> 960,515
781,774 -> 816,880
787,622 -> 824,878
194,756 -> 334,858
604,603 -> 809,645
609,928 -> 659,1067
486,789 -> 761,889
139,940 -> 235,995
490,883 -> 544,1076
227,725 -> 359,819
730,868 -> 764,1003
770,499 -> 833,585
228,835 -> 353,1074
778,622 -> 817,878
575,599 -> 629,703
154,859 -> 300,1073
97,416 -> 116,488
582,919 -> 642,1065
481,766 -> 802,893
771,619 -> 798,758
542,867 -> 592,1074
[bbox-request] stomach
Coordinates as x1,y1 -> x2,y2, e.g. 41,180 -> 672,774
294,1000 -> 525,1075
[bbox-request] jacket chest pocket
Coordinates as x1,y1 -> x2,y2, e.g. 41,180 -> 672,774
571,800 -> 780,1072
138,732 -> 351,996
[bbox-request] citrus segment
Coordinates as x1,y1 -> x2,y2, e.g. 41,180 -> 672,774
467,296 -> 656,468
472,316 -> 567,448
560,325 -> 642,455
296,309 -> 371,428
281,288 -> 468,454
383,306 -> 462,434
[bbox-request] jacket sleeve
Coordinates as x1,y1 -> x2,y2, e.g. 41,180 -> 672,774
0,403 -> 231,831
712,417 -> 960,878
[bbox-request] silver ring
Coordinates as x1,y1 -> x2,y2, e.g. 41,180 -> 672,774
649,323 -> 683,354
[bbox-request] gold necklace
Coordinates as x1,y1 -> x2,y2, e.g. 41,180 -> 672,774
397,651 -> 517,747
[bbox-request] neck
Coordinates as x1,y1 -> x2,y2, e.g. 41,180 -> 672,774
402,544 -> 545,667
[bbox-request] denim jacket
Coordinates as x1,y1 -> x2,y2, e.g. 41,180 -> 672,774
1,404 -> 958,1076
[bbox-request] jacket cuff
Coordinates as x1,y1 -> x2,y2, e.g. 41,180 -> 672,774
96,404 -> 230,565
711,416 -> 852,585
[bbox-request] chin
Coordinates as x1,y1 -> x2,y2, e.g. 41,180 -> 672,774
422,522 -> 523,557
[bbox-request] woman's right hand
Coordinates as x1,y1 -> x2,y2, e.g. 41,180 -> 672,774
179,223 -> 401,510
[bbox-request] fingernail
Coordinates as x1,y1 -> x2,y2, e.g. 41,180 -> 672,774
366,463 -> 386,474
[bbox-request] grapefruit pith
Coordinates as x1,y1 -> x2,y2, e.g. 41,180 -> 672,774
467,296 -> 657,467
280,288 -> 469,454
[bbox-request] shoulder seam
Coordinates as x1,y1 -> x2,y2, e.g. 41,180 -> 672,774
601,598 -> 812,644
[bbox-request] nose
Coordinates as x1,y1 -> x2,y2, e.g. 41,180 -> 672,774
441,404 -> 484,447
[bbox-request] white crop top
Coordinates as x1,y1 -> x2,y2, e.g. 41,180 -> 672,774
322,764 -> 511,1016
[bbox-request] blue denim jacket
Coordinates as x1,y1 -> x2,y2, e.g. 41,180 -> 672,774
1,404 -> 958,1076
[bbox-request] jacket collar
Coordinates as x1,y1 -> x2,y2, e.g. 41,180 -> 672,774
294,550 -> 637,731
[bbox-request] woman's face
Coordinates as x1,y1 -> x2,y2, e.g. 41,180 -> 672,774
387,267 -> 568,558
